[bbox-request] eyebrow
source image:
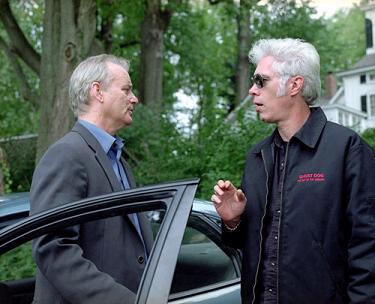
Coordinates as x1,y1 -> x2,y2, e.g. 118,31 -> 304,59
254,73 -> 270,78
122,84 -> 132,89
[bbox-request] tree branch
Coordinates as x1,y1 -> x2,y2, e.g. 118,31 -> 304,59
98,0 -> 115,53
119,39 -> 140,48
0,0 -> 41,75
207,0 -> 223,5
0,35 -> 39,107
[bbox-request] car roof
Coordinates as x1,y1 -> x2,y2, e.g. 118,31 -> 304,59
192,198 -> 219,218
0,192 -> 30,218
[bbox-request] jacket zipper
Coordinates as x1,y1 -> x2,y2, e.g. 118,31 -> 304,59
276,142 -> 289,304
251,150 -> 270,304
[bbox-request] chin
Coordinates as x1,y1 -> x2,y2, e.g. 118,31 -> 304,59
123,119 -> 133,126
260,115 -> 275,123
259,114 -> 268,121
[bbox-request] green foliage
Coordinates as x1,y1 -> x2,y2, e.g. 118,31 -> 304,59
9,0 -> 44,53
0,157 -> 12,193
0,1 -> 41,191
198,114 -> 273,198
0,136 -> 37,191
318,5 -> 366,93
0,0 -> 369,193
0,1 -> 42,136
361,128 -> 375,151
0,56 -> 39,138
252,0 -> 323,41
0,242 -> 35,281
164,1 -> 237,108
123,104 -> 272,199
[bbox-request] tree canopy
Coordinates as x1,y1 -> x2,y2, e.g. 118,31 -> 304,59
0,0 -> 371,196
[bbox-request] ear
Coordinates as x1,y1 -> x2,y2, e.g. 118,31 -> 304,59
289,76 -> 304,97
90,81 -> 104,102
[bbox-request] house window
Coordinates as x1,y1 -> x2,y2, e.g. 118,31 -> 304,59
369,73 -> 375,82
366,18 -> 373,48
360,74 -> 366,84
339,112 -> 343,124
361,95 -> 367,113
370,95 -> 375,117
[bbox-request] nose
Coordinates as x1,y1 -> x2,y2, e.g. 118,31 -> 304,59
130,92 -> 139,104
249,84 -> 260,96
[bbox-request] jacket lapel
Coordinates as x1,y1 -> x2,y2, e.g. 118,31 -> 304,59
72,122 -> 123,192
72,122 -> 149,245
120,157 -> 136,188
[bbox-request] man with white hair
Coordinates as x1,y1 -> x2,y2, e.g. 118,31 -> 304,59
30,54 -> 153,304
212,38 -> 375,303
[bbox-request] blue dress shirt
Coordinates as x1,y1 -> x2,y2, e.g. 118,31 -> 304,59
78,119 -> 146,255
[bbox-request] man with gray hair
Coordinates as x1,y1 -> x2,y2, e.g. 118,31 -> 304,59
30,54 -> 153,303
212,38 -> 375,303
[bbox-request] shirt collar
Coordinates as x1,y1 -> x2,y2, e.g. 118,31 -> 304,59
252,107 -> 327,154
273,130 -> 286,148
78,119 -> 124,154
292,107 -> 327,148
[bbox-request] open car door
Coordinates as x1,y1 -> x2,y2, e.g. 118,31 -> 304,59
0,179 -> 199,304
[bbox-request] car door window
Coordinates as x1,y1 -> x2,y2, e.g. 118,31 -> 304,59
0,242 -> 35,282
0,215 -> 164,304
0,180 -> 199,304
169,213 -> 240,297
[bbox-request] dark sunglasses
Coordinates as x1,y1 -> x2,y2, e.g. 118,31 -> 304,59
252,74 -> 270,89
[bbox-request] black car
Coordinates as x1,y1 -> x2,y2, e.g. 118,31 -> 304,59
0,179 -> 241,304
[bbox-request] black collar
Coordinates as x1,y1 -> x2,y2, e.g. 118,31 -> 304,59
253,107 -> 327,154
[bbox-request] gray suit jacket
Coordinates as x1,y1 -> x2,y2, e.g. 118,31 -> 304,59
30,122 -> 153,304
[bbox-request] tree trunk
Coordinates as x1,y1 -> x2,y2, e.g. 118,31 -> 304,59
36,0 -> 99,160
139,0 -> 171,109
234,0 -> 251,106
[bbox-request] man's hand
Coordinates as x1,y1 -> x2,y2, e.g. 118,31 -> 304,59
211,180 -> 246,228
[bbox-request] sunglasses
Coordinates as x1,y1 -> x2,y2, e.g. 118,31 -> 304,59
252,74 -> 270,89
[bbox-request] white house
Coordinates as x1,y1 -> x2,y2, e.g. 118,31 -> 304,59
319,1 -> 375,133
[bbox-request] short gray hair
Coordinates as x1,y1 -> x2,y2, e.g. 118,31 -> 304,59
249,38 -> 321,105
69,54 -> 130,116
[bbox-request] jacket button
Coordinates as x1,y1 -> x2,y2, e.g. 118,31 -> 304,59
138,256 -> 145,264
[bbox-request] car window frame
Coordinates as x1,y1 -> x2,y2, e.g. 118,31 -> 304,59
0,179 -> 199,304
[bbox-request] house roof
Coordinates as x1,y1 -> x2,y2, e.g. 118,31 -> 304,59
352,53 -> 375,70
337,53 -> 375,76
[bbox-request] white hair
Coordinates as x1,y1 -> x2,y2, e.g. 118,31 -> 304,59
249,38 -> 321,105
69,54 -> 130,117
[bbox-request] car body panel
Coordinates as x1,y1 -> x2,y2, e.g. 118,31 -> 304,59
0,192 -> 29,230
169,281 -> 240,304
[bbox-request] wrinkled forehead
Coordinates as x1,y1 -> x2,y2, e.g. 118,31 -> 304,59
106,62 -> 131,83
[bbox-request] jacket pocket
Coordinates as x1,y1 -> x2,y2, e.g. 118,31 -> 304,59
311,238 -> 347,302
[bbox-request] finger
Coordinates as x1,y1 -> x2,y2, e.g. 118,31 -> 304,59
214,185 -> 224,196
219,179 -> 230,188
224,180 -> 237,191
224,180 -> 231,188
237,189 -> 247,202
211,194 -> 221,205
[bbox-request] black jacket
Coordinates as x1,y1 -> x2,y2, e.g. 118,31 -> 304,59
223,108 -> 375,304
